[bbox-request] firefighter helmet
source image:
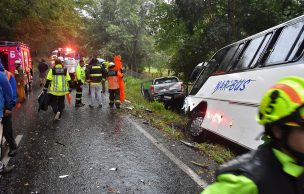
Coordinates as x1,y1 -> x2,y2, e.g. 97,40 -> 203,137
108,62 -> 115,68
257,76 -> 304,127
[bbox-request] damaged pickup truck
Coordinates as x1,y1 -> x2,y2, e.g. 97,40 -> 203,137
142,76 -> 186,110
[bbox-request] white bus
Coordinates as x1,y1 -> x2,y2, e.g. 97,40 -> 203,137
183,15 -> 304,150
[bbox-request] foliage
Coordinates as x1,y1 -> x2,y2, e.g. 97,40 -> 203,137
85,0 -> 161,73
0,0 -> 90,57
123,75 -> 184,139
196,143 -> 235,164
149,0 -> 304,81
1,0 -> 303,76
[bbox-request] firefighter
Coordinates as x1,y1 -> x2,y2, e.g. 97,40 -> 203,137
14,60 -> 26,103
201,76 -> 304,194
43,59 -> 72,121
75,59 -> 86,107
86,58 -> 105,108
107,62 -> 123,109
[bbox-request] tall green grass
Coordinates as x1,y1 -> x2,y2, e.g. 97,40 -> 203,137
124,75 -> 184,139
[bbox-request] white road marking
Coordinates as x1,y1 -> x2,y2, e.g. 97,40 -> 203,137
126,117 -> 208,188
2,135 -> 23,166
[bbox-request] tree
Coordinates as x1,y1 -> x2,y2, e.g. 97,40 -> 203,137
0,0 -> 90,57
149,0 -> 304,81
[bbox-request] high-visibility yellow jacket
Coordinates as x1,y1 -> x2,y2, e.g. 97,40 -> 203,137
46,64 -> 71,96
76,64 -> 85,83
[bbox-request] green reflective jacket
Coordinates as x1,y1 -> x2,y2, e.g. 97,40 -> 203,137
47,64 -> 71,96
201,149 -> 304,194
76,64 -> 85,83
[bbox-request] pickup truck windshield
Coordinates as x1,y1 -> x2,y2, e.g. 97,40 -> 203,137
154,77 -> 178,85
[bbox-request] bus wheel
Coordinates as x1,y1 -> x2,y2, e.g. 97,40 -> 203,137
189,116 -> 204,135
187,111 -> 207,141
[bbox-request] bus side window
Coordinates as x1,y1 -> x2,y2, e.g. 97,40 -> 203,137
258,28 -> 283,65
217,43 -> 245,73
287,23 -> 304,61
216,45 -> 238,73
250,33 -> 272,68
233,35 -> 264,70
266,21 -> 304,65
226,43 -> 244,72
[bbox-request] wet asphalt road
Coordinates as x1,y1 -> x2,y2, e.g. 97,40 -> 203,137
0,80 -> 216,194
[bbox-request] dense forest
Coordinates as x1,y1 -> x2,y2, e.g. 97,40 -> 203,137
0,0 -> 303,80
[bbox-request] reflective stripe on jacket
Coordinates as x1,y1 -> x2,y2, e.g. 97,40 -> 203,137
46,64 -> 71,96
76,64 -> 86,83
87,65 -> 103,85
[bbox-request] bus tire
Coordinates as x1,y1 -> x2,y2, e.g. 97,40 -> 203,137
187,102 -> 207,141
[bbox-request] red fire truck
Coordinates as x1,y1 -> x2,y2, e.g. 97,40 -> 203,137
0,41 -> 33,91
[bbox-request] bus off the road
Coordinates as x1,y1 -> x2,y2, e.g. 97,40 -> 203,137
183,15 -> 304,150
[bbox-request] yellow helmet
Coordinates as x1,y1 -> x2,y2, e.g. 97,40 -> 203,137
257,76 -> 304,127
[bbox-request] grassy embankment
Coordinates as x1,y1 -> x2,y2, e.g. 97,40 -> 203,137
123,75 -> 235,164
123,75 -> 184,139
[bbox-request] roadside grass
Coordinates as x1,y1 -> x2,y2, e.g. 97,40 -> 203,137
123,75 -> 184,139
195,143 -> 236,164
123,75 -> 236,164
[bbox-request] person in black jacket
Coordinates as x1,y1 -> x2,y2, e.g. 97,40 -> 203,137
38,59 -> 49,86
86,58 -> 106,108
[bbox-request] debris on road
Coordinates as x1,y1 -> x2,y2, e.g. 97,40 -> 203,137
190,161 -> 208,168
180,140 -> 196,148
106,185 -> 120,193
140,179 -> 145,185
125,106 -> 134,110
55,141 -> 66,146
144,109 -> 153,113
109,168 -> 117,171
24,182 -> 30,186
48,157 -> 54,160
59,175 -> 69,178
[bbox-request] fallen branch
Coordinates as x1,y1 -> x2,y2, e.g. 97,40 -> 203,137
190,161 -> 208,168
55,141 -> 66,147
180,140 -> 196,148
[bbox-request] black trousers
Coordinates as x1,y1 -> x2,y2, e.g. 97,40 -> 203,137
2,115 -> 17,149
75,82 -> 83,104
49,94 -> 65,114
102,80 -> 106,93
109,89 -> 120,106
